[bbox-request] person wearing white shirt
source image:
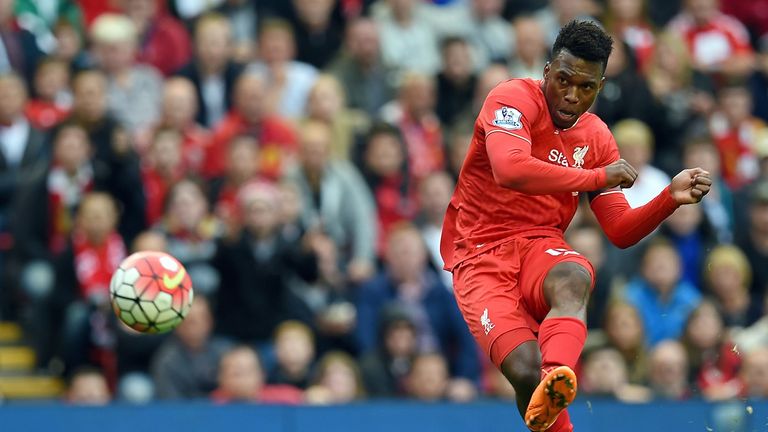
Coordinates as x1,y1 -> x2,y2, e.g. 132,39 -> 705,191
613,119 -> 671,208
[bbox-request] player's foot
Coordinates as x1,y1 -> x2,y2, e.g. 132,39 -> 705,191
524,366 -> 577,431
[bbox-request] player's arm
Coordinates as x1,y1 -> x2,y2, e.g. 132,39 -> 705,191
589,168 -> 712,249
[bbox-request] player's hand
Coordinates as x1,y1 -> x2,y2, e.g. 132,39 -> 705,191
670,167 -> 711,204
604,159 -> 638,189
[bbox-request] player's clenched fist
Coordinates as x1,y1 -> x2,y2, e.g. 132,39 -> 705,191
670,168 -> 712,204
604,159 -> 638,189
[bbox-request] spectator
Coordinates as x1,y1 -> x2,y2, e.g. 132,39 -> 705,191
602,0 -> 656,72
65,366 -> 112,405
613,119 -> 671,207
702,245 -> 758,326
306,351 -> 366,404
358,123 -> 418,257
211,345 -> 304,404
284,120 -> 377,284
246,19 -> 318,119
289,0 -> 343,69
326,18 -> 398,117
355,224 -> 479,382
24,57 -> 71,130
151,295 -> 231,399
154,178 -> 220,296
119,0 -> 192,76
444,0 -> 512,70
302,74 -> 369,161
404,352 -> 468,402
359,305 -> 418,398
739,347 -> 768,398
416,170 -> 454,289
446,129 -> 471,180
51,193 -> 125,375
373,0 -> 441,74
14,0 -> 83,55
436,37 -> 477,126
566,225 -> 613,329
203,73 -> 297,180
602,301 -> 648,385
176,12 -> 244,129
648,339 -> 691,400
660,203 -> 717,287
709,83 -> 767,189
141,128 -> 184,226
752,39 -> 768,122
52,19 -> 89,70
667,0 -> 754,80
268,321 -> 317,390
0,0 -> 44,82
735,180 -> 768,304
89,13 -> 163,137
213,181 -> 317,344
580,346 -> 651,402
214,0 -> 258,63
209,135 -> 260,234
623,239 -> 701,347
508,15 -> 548,79
381,72 -> 445,181
681,300 -> 743,400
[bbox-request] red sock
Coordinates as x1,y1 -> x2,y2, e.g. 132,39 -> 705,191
548,410 -> 573,432
538,317 -> 587,375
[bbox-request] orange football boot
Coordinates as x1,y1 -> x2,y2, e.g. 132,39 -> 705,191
524,366 -> 577,431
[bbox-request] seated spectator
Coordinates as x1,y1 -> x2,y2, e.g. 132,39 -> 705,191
211,345 -> 304,404
89,13 -> 163,137
302,74 -> 369,161
436,37 -> 476,126
612,119 -> 670,207
268,321 -> 317,390
214,181 -> 317,344
709,83 -> 767,189
602,0 -> 655,72
681,300 -> 742,400
602,301 -> 648,385
154,178 -> 220,296
246,19 -> 318,119
289,0 -> 343,69
209,135 -> 261,234
305,351 -> 366,404
624,239 -> 702,347
24,58 -> 72,130
648,339 -> 691,400
151,295 -> 231,399
580,346 -> 651,403
52,19 -> 89,70
659,203 -> 718,288
381,72 -> 445,182
372,0 -> 440,74
53,193 -> 126,375
359,123 -> 418,257
65,366 -> 112,405
702,245 -> 758,327
404,352 -> 451,402
735,180 -> 768,303
667,0 -> 754,80
355,224 -> 479,382
131,230 -> 168,253
142,128 -> 184,226
203,73 -> 297,180
359,305 -> 418,398
566,225 -> 613,328
0,0 -> 43,82
445,128 -> 472,180
284,120 -> 377,285
508,16 -> 548,79
119,0 -> 191,76
326,18 -> 398,117
176,12 -> 244,129
214,0 -> 258,62
417,170 -> 455,289
740,347 -> 768,398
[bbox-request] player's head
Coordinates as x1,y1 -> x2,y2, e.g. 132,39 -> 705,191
542,20 -> 613,129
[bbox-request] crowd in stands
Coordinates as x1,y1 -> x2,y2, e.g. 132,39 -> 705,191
1,0 -> 768,405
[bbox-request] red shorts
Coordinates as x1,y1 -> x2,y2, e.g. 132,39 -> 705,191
452,236 -> 595,368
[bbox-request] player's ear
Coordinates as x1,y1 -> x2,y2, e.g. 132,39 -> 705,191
543,62 -> 550,79
598,76 -> 606,92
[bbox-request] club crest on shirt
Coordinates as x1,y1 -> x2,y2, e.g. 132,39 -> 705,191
573,146 -> 589,168
492,106 -> 523,130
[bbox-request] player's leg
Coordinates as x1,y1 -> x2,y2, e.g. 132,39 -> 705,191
498,340 -> 540,417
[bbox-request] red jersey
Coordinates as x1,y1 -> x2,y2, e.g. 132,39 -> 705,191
441,79 -> 619,270
668,12 -> 753,69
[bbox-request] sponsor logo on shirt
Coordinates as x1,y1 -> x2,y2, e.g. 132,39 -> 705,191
492,106 -> 523,130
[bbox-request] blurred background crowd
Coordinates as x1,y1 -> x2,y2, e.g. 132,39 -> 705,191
0,0 -> 767,407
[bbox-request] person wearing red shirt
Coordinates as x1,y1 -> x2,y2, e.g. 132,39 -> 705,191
203,74 -> 297,180
441,21 -> 712,432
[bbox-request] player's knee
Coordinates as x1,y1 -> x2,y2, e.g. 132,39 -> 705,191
500,341 -> 541,395
543,261 -> 592,311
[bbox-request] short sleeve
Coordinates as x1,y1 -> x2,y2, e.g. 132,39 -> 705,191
479,80 -> 543,145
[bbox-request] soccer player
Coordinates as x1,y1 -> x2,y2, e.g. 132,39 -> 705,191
441,20 -> 711,432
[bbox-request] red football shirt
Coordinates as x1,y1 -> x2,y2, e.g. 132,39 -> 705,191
440,78 -> 619,270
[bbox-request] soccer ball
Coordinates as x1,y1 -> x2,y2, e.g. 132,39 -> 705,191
109,251 -> 194,333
